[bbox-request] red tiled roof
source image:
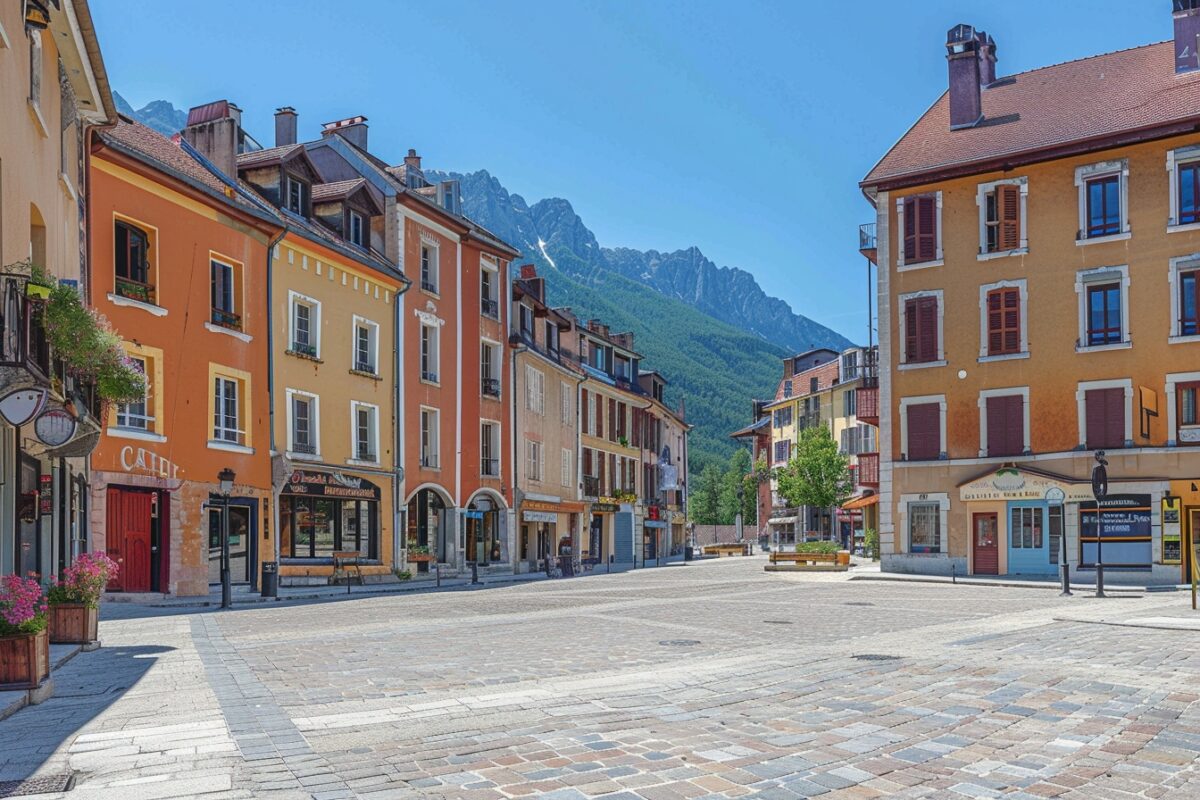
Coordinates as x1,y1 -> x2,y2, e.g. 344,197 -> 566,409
863,41 -> 1200,188
311,178 -> 366,202
236,143 -> 305,169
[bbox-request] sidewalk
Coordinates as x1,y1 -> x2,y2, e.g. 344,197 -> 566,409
848,562 -> 1188,593
0,642 -> 87,722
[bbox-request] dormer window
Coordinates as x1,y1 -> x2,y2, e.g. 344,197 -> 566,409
349,211 -> 364,247
518,304 -> 534,340
286,175 -> 309,216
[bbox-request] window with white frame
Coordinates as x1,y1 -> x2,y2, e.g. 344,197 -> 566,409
561,447 -> 573,487
1170,254 -> 1200,341
420,407 -> 439,468
1075,265 -> 1130,350
353,402 -> 378,462
526,440 -> 543,482
1167,145 -> 1200,228
481,421 -> 500,477
213,375 -> 242,444
288,391 -> 319,456
286,174 -> 309,216
899,290 -> 944,367
525,365 -> 545,415
420,323 -> 439,383
481,341 -> 500,397
115,355 -> 154,432
908,502 -> 941,554
289,292 -> 320,357
480,260 -> 498,318
420,242 -> 438,293
560,381 -> 572,425
977,178 -> 1028,257
348,210 -> 365,247
1075,160 -> 1129,241
895,192 -> 942,269
978,280 -> 1028,360
353,317 -> 378,374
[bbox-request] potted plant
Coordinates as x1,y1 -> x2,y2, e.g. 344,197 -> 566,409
43,284 -> 145,406
47,552 -> 117,645
407,544 -> 434,563
0,575 -> 50,690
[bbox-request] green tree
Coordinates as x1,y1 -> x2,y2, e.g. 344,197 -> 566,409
691,463 -> 723,525
717,448 -> 752,524
741,455 -> 772,527
776,426 -> 853,538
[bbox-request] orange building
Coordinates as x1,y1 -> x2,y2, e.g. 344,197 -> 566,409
862,12 -> 1200,584
88,119 -> 282,596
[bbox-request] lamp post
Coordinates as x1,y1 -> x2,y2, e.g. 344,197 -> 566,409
1091,451 -> 1108,599
218,467 -> 235,609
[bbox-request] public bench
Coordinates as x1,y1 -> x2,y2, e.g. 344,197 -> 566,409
703,543 -> 748,557
331,551 -> 364,586
769,551 -> 837,565
765,550 -> 847,572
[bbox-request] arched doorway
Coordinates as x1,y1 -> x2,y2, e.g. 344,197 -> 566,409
466,493 -> 506,566
406,487 -> 449,568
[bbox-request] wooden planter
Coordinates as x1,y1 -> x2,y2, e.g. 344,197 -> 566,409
836,551 -> 851,566
48,603 -> 99,644
407,553 -> 435,563
0,629 -> 50,690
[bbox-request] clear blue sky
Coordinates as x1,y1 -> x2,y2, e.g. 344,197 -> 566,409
94,0 -> 1167,344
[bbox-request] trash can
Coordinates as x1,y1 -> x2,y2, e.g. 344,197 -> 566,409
261,561 -> 278,598
685,545 -> 694,561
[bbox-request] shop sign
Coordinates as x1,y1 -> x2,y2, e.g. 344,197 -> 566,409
34,408 -> 77,446
522,500 -> 562,513
959,468 -> 1093,503
591,502 -> 619,513
1079,494 -> 1152,568
283,470 -> 381,501
119,445 -> 181,480
464,510 -> 484,520
39,474 -> 52,515
523,510 -> 557,523
1162,496 -> 1182,565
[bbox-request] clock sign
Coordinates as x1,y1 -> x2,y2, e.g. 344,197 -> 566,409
34,408 -> 77,447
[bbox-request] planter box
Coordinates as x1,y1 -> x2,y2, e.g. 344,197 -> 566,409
0,629 -> 50,690
407,553 -> 435,563
836,551 -> 851,566
48,603 -> 99,644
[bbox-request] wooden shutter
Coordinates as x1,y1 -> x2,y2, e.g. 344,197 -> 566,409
987,288 -> 1021,355
916,196 -> 937,262
986,395 -> 1024,457
906,402 -> 940,460
595,394 -> 603,439
580,389 -> 589,432
903,197 -> 917,261
608,398 -> 617,442
1085,388 -> 1124,450
916,297 -> 938,362
904,298 -> 919,362
998,184 -> 1020,250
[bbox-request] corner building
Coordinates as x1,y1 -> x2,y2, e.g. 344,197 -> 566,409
861,9 -> 1200,584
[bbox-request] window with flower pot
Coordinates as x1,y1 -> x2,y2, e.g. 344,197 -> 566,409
114,217 -> 157,305
289,291 -> 320,358
111,346 -> 163,439
209,256 -> 242,331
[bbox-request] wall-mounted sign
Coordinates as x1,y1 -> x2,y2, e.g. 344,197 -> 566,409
0,388 -> 48,426
283,470 -> 381,501
1162,496 -> 1182,565
39,474 -> 52,516
464,510 -> 484,520
960,468 -> 1094,503
523,510 -> 557,523
591,502 -> 619,513
34,408 -> 77,446
119,445 -> 181,480
1080,494 -> 1152,568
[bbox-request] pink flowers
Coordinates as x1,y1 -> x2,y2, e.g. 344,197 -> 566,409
47,552 -> 118,609
0,574 -> 48,636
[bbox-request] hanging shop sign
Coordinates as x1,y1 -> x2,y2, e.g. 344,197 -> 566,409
959,468 -> 1094,503
0,388 -> 48,426
283,470 -> 381,501
34,408 -> 77,447
1162,496 -> 1182,565
464,510 -> 484,520
39,474 -> 52,515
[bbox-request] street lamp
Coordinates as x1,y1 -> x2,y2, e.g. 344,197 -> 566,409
218,467 -> 235,609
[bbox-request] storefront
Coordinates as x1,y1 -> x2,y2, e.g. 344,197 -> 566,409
280,469 -> 381,562
466,493 -> 508,568
406,486 -> 451,570
669,511 -> 687,559
642,505 -> 667,566
585,502 -> 619,566
518,499 -> 582,571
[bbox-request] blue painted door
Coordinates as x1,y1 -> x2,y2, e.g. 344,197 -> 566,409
1006,502 -> 1054,575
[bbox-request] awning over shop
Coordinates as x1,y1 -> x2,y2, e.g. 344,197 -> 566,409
841,494 -> 880,511
768,516 -> 798,526
643,520 -> 668,528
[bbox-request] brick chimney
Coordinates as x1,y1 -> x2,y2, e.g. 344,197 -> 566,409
1176,1 -> 1200,73
275,107 -> 297,147
519,264 -> 538,280
321,115 -> 368,150
181,100 -> 240,178
946,24 -> 983,130
978,31 -> 997,86
404,149 -> 421,172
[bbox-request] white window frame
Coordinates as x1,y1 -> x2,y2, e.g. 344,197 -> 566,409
525,365 -> 545,415
350,401 -> 379,464
352,315 -> 379,374
288,290 -> 321,358
213,375 -> 243,445
1074,265 -> 1131,353
977,279 -> 1029,362
1167,145 -> 1200,232
348,210 -> 365,247
1166,370 -> 1200,446
587,392 -> 597,436
420,406 -> 440,469
1169,253 -> 1200,344
115,354 -> 155,433
480,256 -> 499,318
526,439 -> 544,482
560,381 -> 572,425
561,447 -> 573,487
897,492 -> 950,555
894,191 -> 944,271
480,338 -> 501,397
898,394 -> 947,462
976,177 -> 1029,260
420,240 -> 440,294
977,387 -> 1031,458
480,419 -> 501,477
897,289 -> 946,370
1075,159 -> 1130,244
420,322 -> 440,384
285,388 -> 321,459
1075,378 -> 1133,450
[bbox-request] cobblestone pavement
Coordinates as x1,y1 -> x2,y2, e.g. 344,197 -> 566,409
3,557 -> 1200,799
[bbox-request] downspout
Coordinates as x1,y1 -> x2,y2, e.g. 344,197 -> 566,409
266,228 -> 286,572
392,268 -> 411,573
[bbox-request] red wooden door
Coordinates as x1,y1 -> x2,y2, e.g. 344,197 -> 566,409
105,488 -> 126,591
106,489 -> 153,592
973,513 -> 999,575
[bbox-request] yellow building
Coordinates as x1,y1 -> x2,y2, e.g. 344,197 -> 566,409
862,18 -> 1200,582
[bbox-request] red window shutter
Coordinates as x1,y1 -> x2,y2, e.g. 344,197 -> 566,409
1085,388 -> 1124,449
903,197 -> 917,262
904,298 -> 919,362
583,448 -> 592,476
1002,289 -> 1021,354
917,297 -> 938,362
906,402 -> 941,460
986,288 -> 1021,356
595,394 -> 603,439
608,398 -> 617,442
986,395 -> 1024,457
581,389 -> 589,431
998,184 -> 1020,250
917,196 -> 937,261
986,291 -> 1003,355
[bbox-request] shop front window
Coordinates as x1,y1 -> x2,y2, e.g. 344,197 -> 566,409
282,494 -> 378,559
406,488 -> 447,563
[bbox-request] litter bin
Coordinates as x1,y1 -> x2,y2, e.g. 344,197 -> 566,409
261,561 -> 278,598
685,545 -> 694,561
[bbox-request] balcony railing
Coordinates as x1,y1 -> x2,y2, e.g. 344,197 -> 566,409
421,279 -> 438,294
421,370 -> 439,383
856,385 -> 879,424
481,298 -> 498,318
859,222 -> 877,252
482,377 -> 500,397
292,441 -> 317,455
116,276 -> 156,305
857,452 -> 880,486
291,341 -> 317,357
211,307 -> 242,331
356,446 -> 376,462
481,457 -> 499,477
354,359 -> 376,375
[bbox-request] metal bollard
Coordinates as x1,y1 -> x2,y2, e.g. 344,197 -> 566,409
435,562 -> 441,588
951,563 -> 956,584
471,561 -> 479,585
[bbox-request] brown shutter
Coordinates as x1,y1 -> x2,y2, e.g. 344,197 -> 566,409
986,395 -> 1024,457
917,297 -> 938,362
986,288 -> 1021,356
903,197 -> 917,261
595,394 -> 603,439
917,196 -> 937,261
583,448 -> 592,476
1002,289 -> 1021,354
580,389 -> 589,431
998,184 -> 1021,250
608,398 -> 617,442
986,290 -> 1004,355
1085,388 -> 1124,449
906,402 -> 941,460
904,297 -> 919,362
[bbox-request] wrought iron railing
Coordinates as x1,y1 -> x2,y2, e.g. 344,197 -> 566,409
482,377 -> 500,397
211,307 -> 242,331
859,222 -> 877,251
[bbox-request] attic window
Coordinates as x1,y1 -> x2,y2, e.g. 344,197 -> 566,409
349,211 -> 364,247
286,175 -> 309,216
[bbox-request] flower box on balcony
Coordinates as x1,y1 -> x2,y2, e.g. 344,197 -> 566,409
0,629 -> 50,690
47,603 -> 99,645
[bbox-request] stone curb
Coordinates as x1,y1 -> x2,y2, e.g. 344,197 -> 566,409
848,573 -> 1150,593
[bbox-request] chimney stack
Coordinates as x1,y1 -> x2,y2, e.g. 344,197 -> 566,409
519,264 -> 538,280
181,99 -> 240,178
275,107 -> 297,147
404,149 -> 422,171
1175,1 -> 1200,73
978,31 -> 997,86
946,24 -> 983,130
320,115 -> 368,151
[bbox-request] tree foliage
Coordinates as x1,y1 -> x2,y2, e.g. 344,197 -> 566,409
776,426 -> 853,535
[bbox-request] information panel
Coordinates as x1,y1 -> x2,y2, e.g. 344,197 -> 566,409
1079,494 -> 1152,568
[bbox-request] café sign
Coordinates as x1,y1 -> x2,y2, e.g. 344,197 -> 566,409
283,469 -> 381,501
960,468 -> 1094,503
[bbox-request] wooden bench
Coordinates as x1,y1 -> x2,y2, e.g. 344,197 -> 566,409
331,551 -> 364,586
770,551 -> 838,565
703,543 -> 747,557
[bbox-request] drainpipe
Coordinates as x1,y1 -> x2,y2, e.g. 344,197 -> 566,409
265,228 -> 286,577
393,266 -> 411,572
